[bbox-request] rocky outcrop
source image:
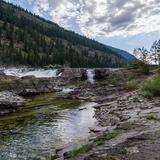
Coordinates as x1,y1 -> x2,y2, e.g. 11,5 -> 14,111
19,89 -> 41,96
0,77 -> 61,94
81,69 -> 88,80
94,69 -> 110,80
0,68 -> 82,96
60,68 -> 84,81
0,91 -> 25,115
0,70 -> 5,76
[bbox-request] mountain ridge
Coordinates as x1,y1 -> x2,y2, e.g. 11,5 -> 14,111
0,0 -> 135,67
107,46 -> 135,62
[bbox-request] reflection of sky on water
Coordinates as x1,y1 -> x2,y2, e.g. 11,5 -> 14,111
0,102 -> 97,160
55,102 -> 97,145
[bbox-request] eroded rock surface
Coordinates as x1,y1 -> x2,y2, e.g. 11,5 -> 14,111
0,91 -> 25,115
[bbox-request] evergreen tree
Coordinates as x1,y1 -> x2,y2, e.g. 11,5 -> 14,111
0,0 -> 126,67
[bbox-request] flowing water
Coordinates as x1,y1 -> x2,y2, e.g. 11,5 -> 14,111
87,69 -> 95,84
2,68 -> 60,78
0,93 -> 98,160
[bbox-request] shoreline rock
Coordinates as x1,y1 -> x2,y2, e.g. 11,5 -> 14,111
0,91 -> 25,115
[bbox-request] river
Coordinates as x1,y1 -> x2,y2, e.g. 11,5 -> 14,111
0,93 -> 98,160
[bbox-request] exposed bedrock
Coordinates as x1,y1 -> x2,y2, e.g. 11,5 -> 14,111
0,91 -> 25,115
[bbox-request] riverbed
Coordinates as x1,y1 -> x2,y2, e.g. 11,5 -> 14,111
0,93 -> 98,160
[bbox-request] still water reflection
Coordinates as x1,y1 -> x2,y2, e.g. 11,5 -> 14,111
0,94 -> 97,160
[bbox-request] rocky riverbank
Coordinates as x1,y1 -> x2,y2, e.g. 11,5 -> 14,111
81,90 -> 160,160
0,68 -> 121,115
51,68 -> 160,160
0,67 -> 159,160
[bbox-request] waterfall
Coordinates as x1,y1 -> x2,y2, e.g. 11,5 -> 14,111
3,68 -> 61,78
24,69 -> 59,78
87,69 -> 95,83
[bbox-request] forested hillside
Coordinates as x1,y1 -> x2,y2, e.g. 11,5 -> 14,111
0,0 -> 130,67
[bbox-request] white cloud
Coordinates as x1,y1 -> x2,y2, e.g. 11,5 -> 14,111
29,0 -> 160,37
32,0 -> 50,16
49,0 -> 79,28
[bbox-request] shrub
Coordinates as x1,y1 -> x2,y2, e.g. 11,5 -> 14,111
157,65 -> 160,75
142,76 -> 160,97
131,60 -> 150,75
111,77 -> 120,85
141,63 -> 150,75
142,90 -> 153,99
127,80 -> 138,91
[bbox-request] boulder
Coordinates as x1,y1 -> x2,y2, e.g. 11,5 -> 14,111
94,69 -> 109,80
60,68 -> 83,81
81,69 -> 88,80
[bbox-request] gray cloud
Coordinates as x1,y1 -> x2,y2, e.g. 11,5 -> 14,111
28,0 -> 160,37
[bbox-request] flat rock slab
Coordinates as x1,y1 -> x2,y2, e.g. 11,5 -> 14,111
0,91 -> 25,115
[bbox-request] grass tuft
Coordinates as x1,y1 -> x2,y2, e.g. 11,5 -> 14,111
146,114 -> 158,121
142,76 -> 160,98
120,148 -> 128,155
67,144 -> 91,158
127,80 -> 138,91
94,130 -> 120,147
111,77 -> 121,85
132,97 -> 140,103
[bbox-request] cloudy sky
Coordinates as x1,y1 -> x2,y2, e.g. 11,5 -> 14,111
5,0 -> 160,53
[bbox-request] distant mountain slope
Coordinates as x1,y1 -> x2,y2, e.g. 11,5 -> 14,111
0,0 -> 134,67
107,46 -> 136,62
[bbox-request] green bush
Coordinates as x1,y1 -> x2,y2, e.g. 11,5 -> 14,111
127,80 -> 138,91
111,77 -> 120,85
142,90 -> 153,99
157,65 -> 160,75
131,60 -> 150,75
142,76 -> 160,97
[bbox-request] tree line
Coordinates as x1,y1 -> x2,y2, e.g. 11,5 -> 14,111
0,0 -> 125,67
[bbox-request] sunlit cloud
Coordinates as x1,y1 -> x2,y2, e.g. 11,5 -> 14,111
10,0 -> 160,38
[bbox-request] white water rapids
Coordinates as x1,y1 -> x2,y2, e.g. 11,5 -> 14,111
2,68 -> 60,78
86,69 -> 95,83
